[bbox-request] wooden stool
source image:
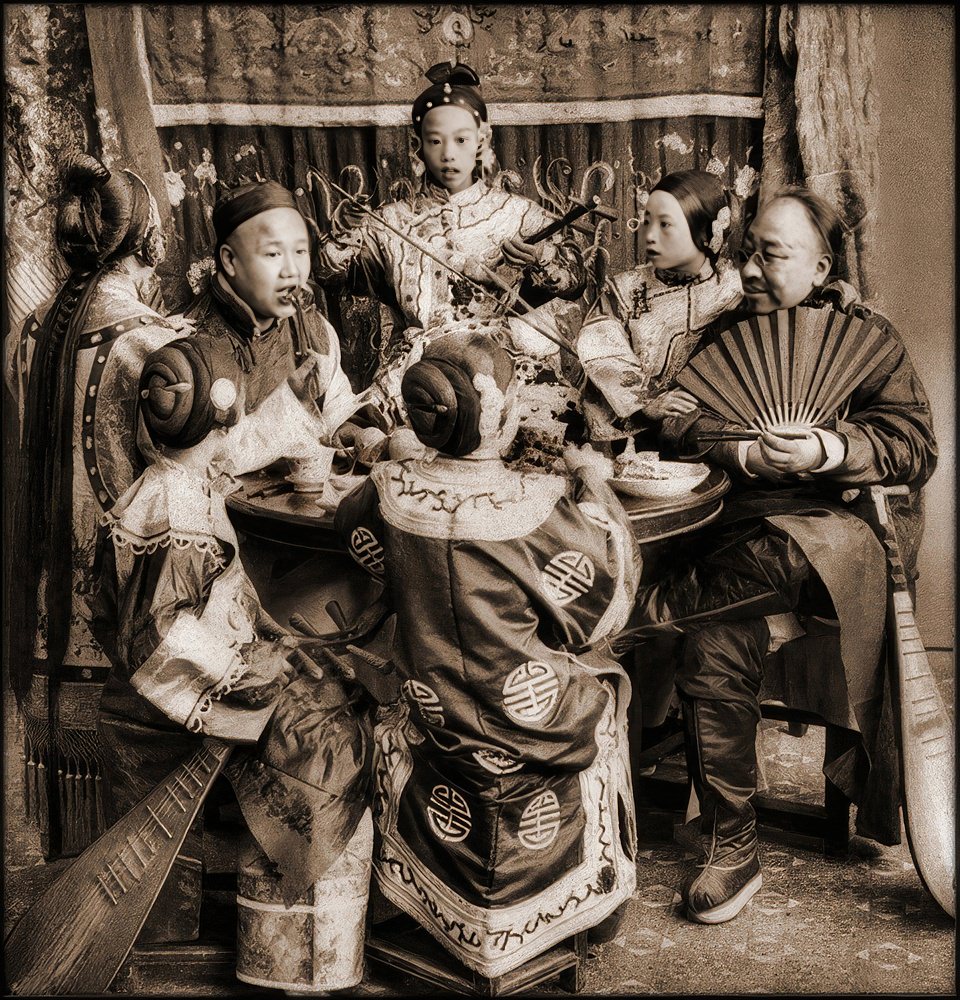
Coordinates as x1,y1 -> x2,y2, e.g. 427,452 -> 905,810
754,702 -> 851,856
366,914 -> 588,997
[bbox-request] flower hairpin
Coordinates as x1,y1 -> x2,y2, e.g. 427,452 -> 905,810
708,205 -> 732,254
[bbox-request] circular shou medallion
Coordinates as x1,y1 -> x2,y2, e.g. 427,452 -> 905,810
540,550 -> 595,606
426,784 -> 472,843
502,661 -> 560,725
518,790 -> 562,851
350,526 -> 385,575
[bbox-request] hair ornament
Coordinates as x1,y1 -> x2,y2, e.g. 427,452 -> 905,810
477,121 -> 498,180
413,61 -> 487,128
709,205 -> 732,254
209,378 -> 238,411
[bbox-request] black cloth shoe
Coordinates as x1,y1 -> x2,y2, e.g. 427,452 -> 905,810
684,831 -> 762,924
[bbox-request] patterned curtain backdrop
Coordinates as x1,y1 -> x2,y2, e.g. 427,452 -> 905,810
136,4 -> 765,381
5,4 -> 99,336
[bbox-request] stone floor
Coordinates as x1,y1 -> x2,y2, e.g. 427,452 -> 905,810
4,652 -> 956,995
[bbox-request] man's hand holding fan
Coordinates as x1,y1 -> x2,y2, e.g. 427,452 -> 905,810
676,304 -> 897,479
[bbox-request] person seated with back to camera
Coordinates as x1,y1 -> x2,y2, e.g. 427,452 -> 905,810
333,329 -> 640,978
90,341 -> 376,995
620,187 -> 937,925
314,61 -> 589,455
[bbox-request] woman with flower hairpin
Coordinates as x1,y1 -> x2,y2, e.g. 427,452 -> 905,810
334,330 -> 640,978
577,169 -> 743,450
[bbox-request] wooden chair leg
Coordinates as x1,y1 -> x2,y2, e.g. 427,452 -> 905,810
558,931 -> 588,994
823,725 -> 851,857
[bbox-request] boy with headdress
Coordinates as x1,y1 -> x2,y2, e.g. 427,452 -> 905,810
314,62 -> 588,453
5,153 -> 190,860
89,348 -> 374,986
184,178 -> 363,418
334,331 -> 639,978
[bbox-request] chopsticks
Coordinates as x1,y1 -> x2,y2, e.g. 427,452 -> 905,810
246,481 -> 296,500
697,428 -> 814,442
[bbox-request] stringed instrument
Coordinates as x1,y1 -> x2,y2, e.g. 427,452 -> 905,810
5,739 -> 232,996
316,172 -> 618,360
869,486 -> 955,918
4,611 -> 400,996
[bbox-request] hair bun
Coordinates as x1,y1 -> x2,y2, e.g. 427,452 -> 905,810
56,152 -> 148,268
60,152 -> 111,194
401,333 -> 516,457
139,340 -> 213,450
425,61 -> 481,88
402,357 -> 481,457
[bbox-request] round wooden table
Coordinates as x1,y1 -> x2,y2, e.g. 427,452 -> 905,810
226,463 -> 729,639
227,464 -> 730,771
227,466 -> 731,551
227,469 -> 347,551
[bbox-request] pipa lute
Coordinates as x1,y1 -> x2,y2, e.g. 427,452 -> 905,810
676,305 -> 898,436
869,486 -> 955,918
4,739 -> 232,995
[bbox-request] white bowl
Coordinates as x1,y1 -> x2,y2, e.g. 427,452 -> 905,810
609,462 -> 709,499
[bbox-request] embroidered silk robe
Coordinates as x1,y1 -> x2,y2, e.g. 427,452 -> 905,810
315,178 -> 588,446
90,383 -> 375,946
4,270 -> 182,857
335,457 -> 640,976
577,258 -> 742,443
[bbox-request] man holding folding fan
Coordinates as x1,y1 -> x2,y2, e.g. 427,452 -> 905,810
621,187 -> 937,925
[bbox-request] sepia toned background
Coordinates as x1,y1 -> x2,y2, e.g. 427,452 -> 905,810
4,1 -> 953,659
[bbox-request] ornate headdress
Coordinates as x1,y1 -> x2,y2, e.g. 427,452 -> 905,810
57,152 -> 161,268
212,179 -> 301,249
412,61 -> 487,130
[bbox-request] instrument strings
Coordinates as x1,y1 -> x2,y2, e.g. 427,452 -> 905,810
97,743 -> 222,900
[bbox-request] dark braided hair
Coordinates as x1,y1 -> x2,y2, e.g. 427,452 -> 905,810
9,152 -> 155,703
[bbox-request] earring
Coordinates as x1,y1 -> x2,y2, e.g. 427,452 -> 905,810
409,132 -> 426,179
